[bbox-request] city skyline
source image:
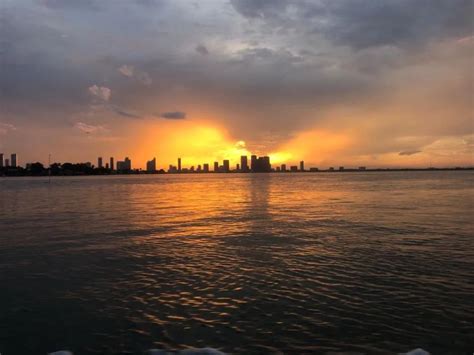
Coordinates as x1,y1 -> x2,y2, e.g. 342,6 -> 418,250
1,151 -> 472,176
0,1 -> 472,169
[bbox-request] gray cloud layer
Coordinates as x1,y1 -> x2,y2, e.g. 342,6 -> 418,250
1,0 -> 472,163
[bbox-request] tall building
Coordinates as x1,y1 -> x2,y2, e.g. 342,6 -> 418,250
146,157 -> 156,172
214,161 -> 219,172
178,158 -> 182,172
98,157 -> 103,168
203,163 -> 209,172
5,158 -> 10,167
250,155 -> 271,172
223,160 -> 230,172
110,157 -> 114,170
281,164 -> 286,172
240,155 -> 248,172
11,153 -> 17,168
300,160 -> 305,172
251,155 -> 257,172
236,163 -> 240,171
117,157 -> 132,171
262,156 -> 271,172
0,153 -> 3,168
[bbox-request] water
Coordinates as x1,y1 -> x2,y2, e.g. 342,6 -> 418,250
1,172 -> 473,354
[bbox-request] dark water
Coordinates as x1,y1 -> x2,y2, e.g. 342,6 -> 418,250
1,172 -> 473,354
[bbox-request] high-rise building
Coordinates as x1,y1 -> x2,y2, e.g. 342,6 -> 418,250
281,164 -> 286,172
146,157 -> 156,172
0,153 -> 3,168
203,163 -> 209,173
251,155 -> 257,172
178,158 -> 182,172
262,156 -> 271,172
5,158 -> 10,167
240,155 -> 248,172
300,160 -> 305,172
98,157 -> 103,168
105,163 -> 109,169
223,160 -> 230,172
214,161 -> 219,172
11,153 -> 17,167
117,157 -> 132,171
236,163 -> 240,171
110,157 -> 114,170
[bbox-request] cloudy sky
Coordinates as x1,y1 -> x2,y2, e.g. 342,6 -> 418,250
1,0 -> 473,168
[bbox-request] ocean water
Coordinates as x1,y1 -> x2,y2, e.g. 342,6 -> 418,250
1,171 -> 473,354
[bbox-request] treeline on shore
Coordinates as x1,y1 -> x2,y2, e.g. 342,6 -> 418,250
0,162 -> 165,176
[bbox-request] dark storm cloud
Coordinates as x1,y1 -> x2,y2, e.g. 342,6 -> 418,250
230,0 -> 473,49
160,112 -> 187,120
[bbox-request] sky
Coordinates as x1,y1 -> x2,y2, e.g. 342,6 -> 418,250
0,0 -> 473,169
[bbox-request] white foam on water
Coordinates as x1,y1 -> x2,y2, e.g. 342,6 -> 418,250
399,349 -> 430,355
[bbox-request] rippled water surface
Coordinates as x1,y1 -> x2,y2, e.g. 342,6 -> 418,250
1,172 -> 473,354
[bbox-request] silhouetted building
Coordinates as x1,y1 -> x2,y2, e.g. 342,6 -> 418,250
309,167 -> 319,172
359,166 -> 366,170
117,157 -> 131,171
236,163 -> 240,171
329,167 -> 335,171
339,166 -> 344,171
105,163 -> 109,169
110,157 -> 114,171
251,155 -> 257,171
0,153 -> 3,168
281,164 -> 286,172
214,161 -> 219,172
223,160 -> 230,172
146,157 -> 156,172
98,157 -> 103,168
251,155 -> 271,172
11,153 -> 17,167
178,158 -> 182,172
168,165 -> 178,173
276,166 -> 281,172
290,166 -> 298,172
240,155 -> 249,172
5,158 -> 10,167
300,160 -> 305,172
203,163 -> 209,173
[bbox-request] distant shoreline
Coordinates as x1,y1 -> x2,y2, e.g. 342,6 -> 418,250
1,167 -> 473,177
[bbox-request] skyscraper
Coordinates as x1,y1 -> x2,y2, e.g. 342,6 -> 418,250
98,157 -> 103,168
178,158 -> 182,172
11,153 -> 17,168
223,160 -> 230,173
146,157 -> 156,172
110,157 -> 114,170
117,157 -> 132,171
5,158 -> 10,167
262,156 -> 271,172
281,164 -> 286,172
251,155 -> 257,172
203,163 -> 209,172
300,160 -> 305,172
0,153 -> 3,168
240,155 -> 248,172
214,161 -> 219,172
